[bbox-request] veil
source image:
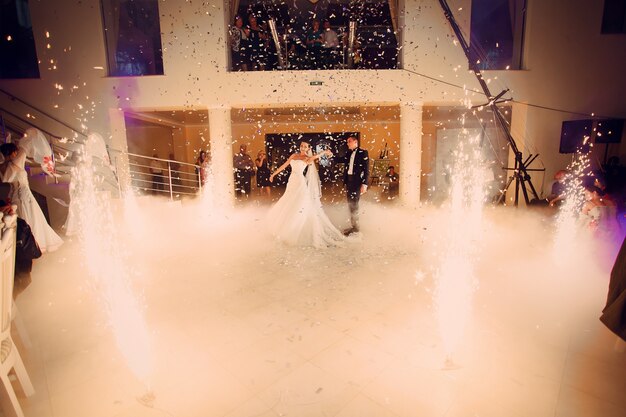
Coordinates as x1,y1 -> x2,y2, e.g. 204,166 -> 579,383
305,150 -> 322,204
21,128 -> 55,176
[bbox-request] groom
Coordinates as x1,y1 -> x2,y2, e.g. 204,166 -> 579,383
337,136 -> 369,235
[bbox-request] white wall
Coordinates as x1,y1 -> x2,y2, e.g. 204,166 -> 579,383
0,1 -> 477,130
0,0 -> 625,197
450,0 -> 626,185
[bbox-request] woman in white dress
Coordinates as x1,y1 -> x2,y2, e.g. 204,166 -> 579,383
267,141 -> 343,248
0,132 -> 63,252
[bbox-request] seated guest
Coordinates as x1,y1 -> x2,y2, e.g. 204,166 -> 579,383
581,184 -> 620,243
0,197 -> 41,274
595,177 -> 618,210
0,140 -> 63,252
593,177 -> 616,205
547,170 -> 568,206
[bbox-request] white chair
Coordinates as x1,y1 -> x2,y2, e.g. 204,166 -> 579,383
0,217 -> 34,417
0,210 -> 33,350
11,302 -> 32,350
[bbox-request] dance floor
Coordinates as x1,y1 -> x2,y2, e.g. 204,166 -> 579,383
7,198 -> 626,417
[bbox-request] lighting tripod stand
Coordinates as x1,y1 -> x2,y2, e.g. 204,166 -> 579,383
438,0 -> 542,206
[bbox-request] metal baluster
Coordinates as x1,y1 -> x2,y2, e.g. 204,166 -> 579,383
198,165 -> 202,193
167,161 -> 173,200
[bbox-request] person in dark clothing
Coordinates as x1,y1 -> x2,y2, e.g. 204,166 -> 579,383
233,145 -> 255,197
0,197 -> 41,274
547,170 -> 568,206
334,136 -> 369,235
305,19 -> 324,69
600,236 -> 626,344
246,14 -> 267,71
255,150 -> 271,198
385,165 -> 399,199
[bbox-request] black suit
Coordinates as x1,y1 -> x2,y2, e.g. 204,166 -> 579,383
337,147 -> 369,230
601,237 -> 626,341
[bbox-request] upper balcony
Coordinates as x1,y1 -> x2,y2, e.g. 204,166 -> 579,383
226,0 -> 400,72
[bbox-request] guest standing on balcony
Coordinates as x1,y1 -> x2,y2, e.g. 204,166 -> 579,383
0,139 -> 63,253
285,25 -> 306,69
322,20 -> 339,69
229,15 -> 248,71
306,19 -> 324,69
247,14 -> 267,71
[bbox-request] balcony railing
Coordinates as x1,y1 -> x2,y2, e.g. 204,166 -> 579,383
125,153 -> 202,199
229,24 -> 398,72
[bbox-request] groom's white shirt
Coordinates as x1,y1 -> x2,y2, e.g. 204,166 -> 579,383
347,149 -> 356,175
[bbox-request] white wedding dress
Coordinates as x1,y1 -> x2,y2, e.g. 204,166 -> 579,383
3,148 -> 63,252
267,159 -> 344,248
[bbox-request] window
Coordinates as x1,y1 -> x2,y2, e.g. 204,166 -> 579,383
101,0 -> 164,76
469,0 -> 526,70
0,0 -> 40,79
602,0 -> 626,34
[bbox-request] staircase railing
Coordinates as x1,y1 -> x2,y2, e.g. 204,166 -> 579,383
0,107 -> 85,182
0,88 -> 86,139
1,91 -> 203,200
0,106 -> 64,141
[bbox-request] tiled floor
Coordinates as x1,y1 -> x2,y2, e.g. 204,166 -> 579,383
4,199 -> 626,417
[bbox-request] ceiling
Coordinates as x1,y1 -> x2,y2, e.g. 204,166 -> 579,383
231,105 -> 401,124
124,110 -> 209,128
123,105 -> 508,128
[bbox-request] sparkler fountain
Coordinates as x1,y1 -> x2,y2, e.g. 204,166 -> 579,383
438,0 -> 541,206
434,131 -> 488,367
552,138 -> 592,262
431,0 -> 544,367
70,134 -> 154,404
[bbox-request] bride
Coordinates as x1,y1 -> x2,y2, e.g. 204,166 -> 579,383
267,141 -> 344,248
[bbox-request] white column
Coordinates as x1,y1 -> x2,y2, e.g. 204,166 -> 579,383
208,106 -> 235,207
399,102 -> 423,207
